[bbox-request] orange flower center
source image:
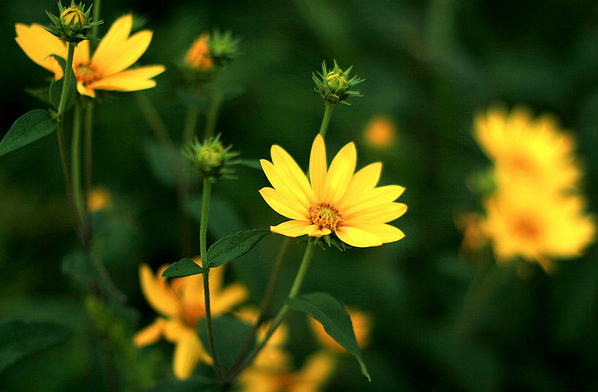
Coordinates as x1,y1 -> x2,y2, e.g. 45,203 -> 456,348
309,203 -> 344,231
505,153 -> 537,177
182,302 -> 205,329
75,62 -> 101,85
512,215 -> 541,242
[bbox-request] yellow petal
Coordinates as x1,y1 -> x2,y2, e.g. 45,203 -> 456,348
139,264 -> 180,317
133,317 -> 165,346
335,225 -> 383,248
15,23 -> 66,78
259,187 -> 309,220
88,65 -> 165,92
270,220 -> 312,237
101,30 -> 153,76
346,202 -> 407,223
341,185 -> 405,215
292,352 -> 337,392
91,14 -> 133,71
261,159 -> 312,210
72,39 -> 90,66
340,162 -> 382,205
270,145 -> 315,205
309,134 -> 327,200
173,330 -> 204,379
342,221 -> 405,243
323,141 -> 356,204
77,81 -> 95,98
211,283 -> 247,315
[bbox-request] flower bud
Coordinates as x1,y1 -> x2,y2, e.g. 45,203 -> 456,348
60,5 -> 87,33
185,34 -> 214,71
208,29 -> 241,67
185,135 -> 240,181
313,60 -> 364,105
46,1 -> 102,44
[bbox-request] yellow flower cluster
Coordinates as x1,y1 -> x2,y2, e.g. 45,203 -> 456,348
473,106 -> 595,272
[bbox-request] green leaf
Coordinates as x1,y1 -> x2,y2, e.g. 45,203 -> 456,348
49,54 -> 77,112
143,376 -> 218,392
238,159 -> 262,170
162,258 -> 206,278
0,109 -> 56,157
0,319 -> 73,373
286,292 -> 371,381
206,228 -> 270,268
198,314 -> 253,369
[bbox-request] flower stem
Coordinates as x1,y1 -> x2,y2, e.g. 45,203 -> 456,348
71,99 -> 90,249
318,102 -> 334,138
224,241 -> 316,386
204,69 -> 223,140
199,179 -> 223,383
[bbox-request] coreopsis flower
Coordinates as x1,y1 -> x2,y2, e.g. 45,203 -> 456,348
15,14 -> 165,98
237,351 -> 336,392
259,134 -> 406,248
134,261 -> 246,379
474,106 -> 581,192
308,307 -> 372,353
480,181 -> 595,273
185,33 -> 213,71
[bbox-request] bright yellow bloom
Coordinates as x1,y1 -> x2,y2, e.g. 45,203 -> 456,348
481,181 -> 595,272
364,116 -> 396,149
15,14 -> 165,98
237,351 -> 336,392
474,106 -> 581,192
308,307 -> 372,353
185,33 -> 213,71
134,261 -> 246,379
259,134 -> 407,247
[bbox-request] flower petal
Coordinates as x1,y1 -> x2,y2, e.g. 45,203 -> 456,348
133,317 -> 165,346
270,219 -> 312,237
15,23 -> 66,78
347,202 -> 407,223
211,283 -> 247,315
87,65 -> 165,92
340,162 -> 382,205
335,225 -> 383,248
91,14 -> 133,71
342,185 -> 405,217
139,264 -> 180,317
101,30 -> 153,76
309,134 -> 327,201
259,187 -> 309,220
323,141 -> 356,204
342,221 -> 405,243
173,330 -> 204,379
261,159 -> 312,210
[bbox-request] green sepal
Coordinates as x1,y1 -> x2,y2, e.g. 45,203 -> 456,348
0,109 -> 56,157
286,292 -> 371,381
0,319 -> 73,373
206,228 -> 271,268
49,54 -> 77,112
161,258 -> 206,278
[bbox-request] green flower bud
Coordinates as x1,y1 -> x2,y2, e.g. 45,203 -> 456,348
46,1 -> 103,44
185,135 -> 240,181
60,5 -> 87,33
208,29 -> 241,67
313,60 -> 364,105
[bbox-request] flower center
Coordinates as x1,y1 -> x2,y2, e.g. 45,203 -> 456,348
309,202 -> 344,231
182,302 -> 205,329
74,62 -> 101,85
505,153 -> 537,177
512,215 -> 541,241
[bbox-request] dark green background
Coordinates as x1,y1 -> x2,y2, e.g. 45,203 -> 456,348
1,0 -> 598,390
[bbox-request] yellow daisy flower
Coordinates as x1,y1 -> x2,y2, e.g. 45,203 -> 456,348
15,14 -> 165,98
259,134 -> 407,248
134,261 -> 246,379
474,106 -> 581,191
481,181 -> 595,272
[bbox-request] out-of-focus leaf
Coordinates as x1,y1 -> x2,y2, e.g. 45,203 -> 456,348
198,314 -> 253,369
287,291 -> 371,380
206,228 -> 270,268
162,258 -> 206,278
0,110 -> 56,157
143,140 -> 193,188
0,319 -> 73,373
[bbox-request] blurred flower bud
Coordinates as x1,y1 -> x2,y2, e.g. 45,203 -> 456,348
185,135 -> 240,181
208,29 -> 241,66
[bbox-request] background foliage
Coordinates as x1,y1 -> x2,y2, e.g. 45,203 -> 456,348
1,0 -> 598,390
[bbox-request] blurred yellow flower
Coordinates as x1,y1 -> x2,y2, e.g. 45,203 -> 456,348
259,134 -> 407,247
363,116 -> 396,149
237,351 -> 336,392
474,106 -> 581,192
15,14 -> 165,98
481,182 -> 595,272
308,307 -> 372,353
87,186 -> 112,212
185,33 -> 213,71
134,261 -> 246,379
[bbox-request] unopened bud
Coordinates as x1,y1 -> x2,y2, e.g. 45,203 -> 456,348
60,5 -> 87,33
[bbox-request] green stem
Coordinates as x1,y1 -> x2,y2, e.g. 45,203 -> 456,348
199,179 -> 223,383
224,242 -> 316,386
84,102 -> 94,235
318,102 -> 334,138
57,43 -> 75,118
71,99 -> 90,249
90,0 -> 101,51
204,69 -> 223,140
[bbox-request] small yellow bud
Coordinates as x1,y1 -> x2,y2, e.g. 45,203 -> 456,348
60,5 -> 87,33
185,34 -> 214,71
325,70 -> 349,92
196,143 -> 224,168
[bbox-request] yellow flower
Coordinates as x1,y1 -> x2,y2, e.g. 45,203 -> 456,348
15,14 -> 165,98
237,351 -> 336,392
481,181 -> 595,272
474,106 -> 581,192
259,134 -> 407,247
87,186 -> 112,212
363,116 -> 396,149
134,261 -> 246,379
185,33 -> 213,71
308,307 -> 372,353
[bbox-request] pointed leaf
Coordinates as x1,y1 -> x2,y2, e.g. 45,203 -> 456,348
286,292 -> 371,381
206,228 -> 270,268
162,258 -> 206,278
0,319 -> 73,373
0,110 -> 56,157
198,314 -> 253,369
